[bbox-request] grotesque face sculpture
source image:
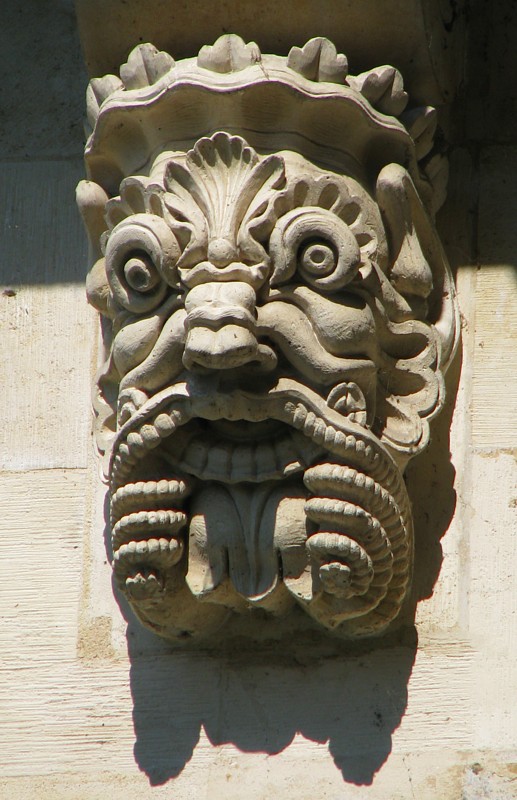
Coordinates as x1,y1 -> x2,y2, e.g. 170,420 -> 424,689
79,36 -> 458,640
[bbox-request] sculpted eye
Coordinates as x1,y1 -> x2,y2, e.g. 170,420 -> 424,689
298,239 -> 337,278
105,214 -> 181,313
123,251 -> 161,293
270,207 -> 361,291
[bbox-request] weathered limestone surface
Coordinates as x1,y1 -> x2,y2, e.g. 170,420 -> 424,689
79,35 -> 459,642
0,2 -> 515,798
0,165 -> 93,470
75,0 -> 463,105
1,1 -> 86,159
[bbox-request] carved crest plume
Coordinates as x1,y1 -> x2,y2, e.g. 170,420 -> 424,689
163,133 -> 287,267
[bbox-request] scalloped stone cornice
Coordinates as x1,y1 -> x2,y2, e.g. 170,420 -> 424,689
75,0 -> 464,107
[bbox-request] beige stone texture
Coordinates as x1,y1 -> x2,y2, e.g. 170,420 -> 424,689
0,162 -> 94,470
0,2 -> 515,798
79,43 -> 458,640
2,2 -> 86,159
75,0 -> 463,105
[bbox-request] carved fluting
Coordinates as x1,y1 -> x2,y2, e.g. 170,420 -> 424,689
79,36 -> 459,641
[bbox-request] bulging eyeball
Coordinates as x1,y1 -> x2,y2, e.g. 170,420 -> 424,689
298,240 -> 337,277
270,206 -> 361,291
123,252 -> 161,293
105,214 -> 182,312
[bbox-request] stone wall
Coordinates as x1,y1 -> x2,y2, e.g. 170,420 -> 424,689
0,2 -> 515,798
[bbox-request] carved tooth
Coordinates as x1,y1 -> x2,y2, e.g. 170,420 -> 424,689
142,539 -> 156,556
324,426 -> 336,447
334,430 -> 346,448
145,511 -> 158,526
170,478 -> 190,498
254,441 -> 278,478
135,540 -> 149,556
303,411 -> 317,436
125,572 -> 163,599
183,439 -> 209,475
168,408 -> 186,425
346,435 -> 357,452
355,471 -> 366,489
154,413 -> 176,437
127,431 -> 146,457
140,423 -> 161,448
118,443 -> 131,460
292,404 -> 307,429
355,439 -> 366,456
146,538 -> 161,555
231,444 -> 254,481
205,443 -> 233,480
312,418 -> 327,444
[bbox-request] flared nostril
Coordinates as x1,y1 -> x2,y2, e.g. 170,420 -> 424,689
183,281 -> 264,370
183,325 -> 260,371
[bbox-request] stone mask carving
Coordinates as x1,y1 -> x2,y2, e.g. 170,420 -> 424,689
78,36 -> 459,641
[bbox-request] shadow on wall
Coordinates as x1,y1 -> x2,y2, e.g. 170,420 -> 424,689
95,340 -> 462,790
405,340 -> 461,608
2,0 -> 86,160
125,619 -> 417,787
101,347 -> 461,789
106,513 -> 418,787
96,245 -> 461,790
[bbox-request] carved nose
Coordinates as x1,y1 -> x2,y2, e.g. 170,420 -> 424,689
183,282 -> 260,370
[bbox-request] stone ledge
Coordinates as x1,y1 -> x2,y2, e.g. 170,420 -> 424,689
75,0 -> 464,106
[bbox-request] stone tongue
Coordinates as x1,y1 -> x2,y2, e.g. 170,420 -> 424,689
187,482 -> 285,601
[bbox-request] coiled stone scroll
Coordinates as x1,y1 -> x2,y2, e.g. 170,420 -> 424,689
78,35 -> 458,640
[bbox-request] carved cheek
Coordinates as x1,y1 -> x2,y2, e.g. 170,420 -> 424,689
112,314 -> 165,376
285,286 -> 379,359
118,309 -> 188,394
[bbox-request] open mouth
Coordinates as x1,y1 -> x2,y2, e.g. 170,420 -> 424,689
160,417 -> 323,482
108,376 -> 381,491
107,376 -> 413,636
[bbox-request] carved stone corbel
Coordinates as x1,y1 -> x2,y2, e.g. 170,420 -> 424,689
78,35 -> 459,641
